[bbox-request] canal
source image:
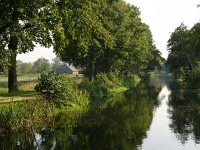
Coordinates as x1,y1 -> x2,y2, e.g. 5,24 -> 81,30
1,71 -> 200,150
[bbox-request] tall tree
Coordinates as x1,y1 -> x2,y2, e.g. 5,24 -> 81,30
0,0 -> 59,92
167,24 -> 191,77
189,23 -> 200,63
57,0 -> 155,78
54,0 -> 116,80
166,23 -> 200,77
100,1 -> 155,75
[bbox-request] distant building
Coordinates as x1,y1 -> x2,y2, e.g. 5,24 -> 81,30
57,63 -> 79,74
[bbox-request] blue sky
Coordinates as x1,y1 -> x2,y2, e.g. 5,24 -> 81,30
17,0 -> 200,62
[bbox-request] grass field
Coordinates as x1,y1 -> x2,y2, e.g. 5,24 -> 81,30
0,74 -> 84,100
0,74 -> 38,98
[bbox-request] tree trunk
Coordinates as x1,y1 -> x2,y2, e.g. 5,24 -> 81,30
8,52 -> 18,92
186,55 -> 194,70
88,63 -> 95,81
8,36 -> 18,92
104,49 -> 111,72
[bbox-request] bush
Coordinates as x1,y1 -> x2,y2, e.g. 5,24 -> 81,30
187,65 -> 200,89
79,72 -> 141,103
122,74 -> 141,88
35,72 -> 88,109
79,72 -> 124,102
79,80 -> 107,102
96,72 -> 123,89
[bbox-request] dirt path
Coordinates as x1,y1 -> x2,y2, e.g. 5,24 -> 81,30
0,94 -> 36,104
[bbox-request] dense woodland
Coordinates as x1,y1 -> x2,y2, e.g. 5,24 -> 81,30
0,0 -> 162,92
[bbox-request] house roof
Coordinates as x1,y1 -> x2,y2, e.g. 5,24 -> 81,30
64,63 -> 78,72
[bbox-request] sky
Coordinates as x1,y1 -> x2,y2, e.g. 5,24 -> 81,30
17,0 -> 200,62
126,0 -> 200,58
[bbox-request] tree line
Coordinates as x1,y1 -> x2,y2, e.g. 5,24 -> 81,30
0,0 -> 162,92
0,57 -> 67,75
167,23 -> 200,88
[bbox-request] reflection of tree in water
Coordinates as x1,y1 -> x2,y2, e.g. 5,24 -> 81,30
71,83 -> 159,150
168,81 -> 200,144
0,82 -> 159,150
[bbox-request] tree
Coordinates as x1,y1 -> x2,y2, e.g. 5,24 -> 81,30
146,49 -> 165,71
0,0 -> 59,92
189,23 -> 200,63
57,0 -> 155,79
32,58 -> 51,74
167,23 -> 200,78
17,60 -> 32,75
51,57 -> 64,71
167,24 -> 191,77
100,1 -> 155,75
54,0 -> 116,80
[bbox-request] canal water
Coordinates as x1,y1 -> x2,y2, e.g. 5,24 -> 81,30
1,72 -> 200,150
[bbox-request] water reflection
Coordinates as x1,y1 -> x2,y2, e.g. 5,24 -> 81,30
72,84 -> 159,150
0,83 -> 159,150
140,85 -> 173,150
169,82 -> 200,145
141,78 -> 200,150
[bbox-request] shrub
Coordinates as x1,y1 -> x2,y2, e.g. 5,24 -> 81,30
35,72 -> 88,109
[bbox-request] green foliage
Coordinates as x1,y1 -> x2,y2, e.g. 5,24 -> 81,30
186,64 -> 200,89
104,1 -> 155,75
1,0 -> 156,91
0,49 -> 10,71
122,74 -> 141,88
0,100 -> 49,134
57,0 -> 155,78
96,72 -> 123,89
35,72 -> 88,109
79,80 -> 107,102
146,49 -> 164,72
0,0 -> 58,54
17,60 -> 32,75
167,23 -> 200,80
79,72 -> 137,102
167,24 -> 191,77
79,72 -> 123,102
51,57 -> 64,72
32,58 -> 51,74
0,0 -> 60,92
